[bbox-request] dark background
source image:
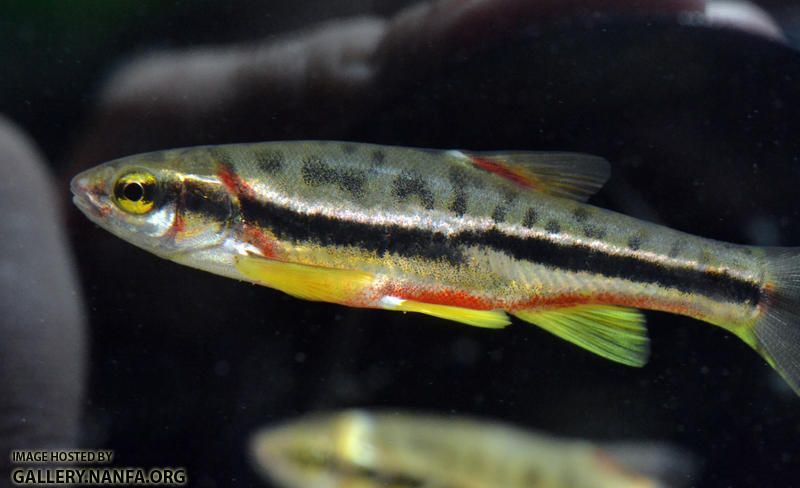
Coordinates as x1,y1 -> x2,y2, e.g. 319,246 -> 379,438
3,1 -> 800,487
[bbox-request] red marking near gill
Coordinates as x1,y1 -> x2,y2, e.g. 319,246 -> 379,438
164,208 -> 186,241
238,223 -> 282,260
470,156 -> 537,190
377,282 -> 499,310
217,162 -> 257,199
217,161 -> 286,260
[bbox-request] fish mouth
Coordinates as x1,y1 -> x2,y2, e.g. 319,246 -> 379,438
70,172 -> 109,221
72,193 -> 96,217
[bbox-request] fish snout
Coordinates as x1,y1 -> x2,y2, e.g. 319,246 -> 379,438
70,169 -> 112,220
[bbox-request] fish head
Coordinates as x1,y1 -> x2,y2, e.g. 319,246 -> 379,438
250,411 -> 377,488
70,147 -> 234,260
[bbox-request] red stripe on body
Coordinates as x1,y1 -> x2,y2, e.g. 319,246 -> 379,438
376,282 -> 499,310
376,280 -> 697,319
513,292 -> 694,318
238,223 -> 283,260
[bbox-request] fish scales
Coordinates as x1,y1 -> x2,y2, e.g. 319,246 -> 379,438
211,142 -> 761,313
71,141 -> 800,394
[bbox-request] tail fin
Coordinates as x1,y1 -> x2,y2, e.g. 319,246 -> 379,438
742,248 -> 800,395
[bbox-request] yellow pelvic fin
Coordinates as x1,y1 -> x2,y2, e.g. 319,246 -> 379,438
463,151 -> 610,202
514,305 -> 649,366
235,254 -> 374,304
384,297 -> 510,329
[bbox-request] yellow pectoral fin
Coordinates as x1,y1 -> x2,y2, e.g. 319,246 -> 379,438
514,305 -> 649,367
382,297 -> 510,329
235,254 -> 374,304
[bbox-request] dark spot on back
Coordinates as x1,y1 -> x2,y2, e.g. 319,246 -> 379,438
522,208 -> 538,228
491,205 -> 507,223
668,240 -> 684,258
392,171 -> 434,210
448,167 -> 468,216
301,157 -> 366,199
545,220 -> 561,233
253,150 -> 282,174
628,233 -> 644,251
372,149 -> 385,165
301,158 -> 332,186
491,192 -> 516,224
583,225 -> 606,239
573,207 -> 590,223
341,143 -> 357,154
450,193 -> 467,216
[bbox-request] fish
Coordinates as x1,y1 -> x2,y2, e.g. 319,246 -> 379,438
70,141 -> 800,394
249,409 -> 694,488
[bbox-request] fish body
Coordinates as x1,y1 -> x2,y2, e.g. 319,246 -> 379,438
249,409 -> 691,488
71,141 -> 800,392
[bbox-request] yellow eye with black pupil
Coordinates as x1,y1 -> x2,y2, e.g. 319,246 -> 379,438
122,182 -> 143,201
113,171 -> 157,214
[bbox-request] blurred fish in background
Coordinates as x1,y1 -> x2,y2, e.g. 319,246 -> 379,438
250,409 -> 695,488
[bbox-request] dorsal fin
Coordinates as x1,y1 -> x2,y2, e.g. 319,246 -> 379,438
460,151 -> 610,202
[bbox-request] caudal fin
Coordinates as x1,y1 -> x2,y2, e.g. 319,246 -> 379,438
743,248 -> 800,395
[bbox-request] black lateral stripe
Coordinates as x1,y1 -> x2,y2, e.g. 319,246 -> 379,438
180,180 -> 233,222
237,196 -> 761,305
240,195 -> 464,266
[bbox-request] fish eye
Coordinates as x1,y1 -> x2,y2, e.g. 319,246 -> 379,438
113,170 -> 158,214
123,181 -> 144,201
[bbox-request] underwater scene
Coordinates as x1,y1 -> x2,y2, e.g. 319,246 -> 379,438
2,1 -> 800,487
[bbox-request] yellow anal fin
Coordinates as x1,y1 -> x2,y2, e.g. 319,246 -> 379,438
382,296 -> 510,329
514,305 -> 649,366
462,151 -> 610,202
235,254 -> 374,304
